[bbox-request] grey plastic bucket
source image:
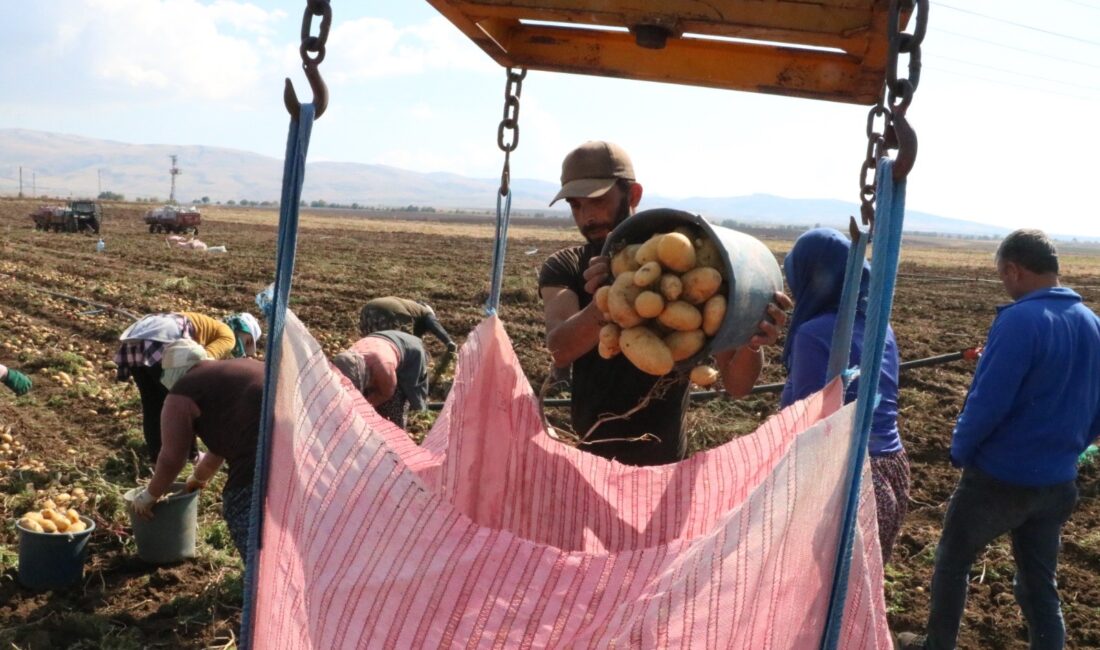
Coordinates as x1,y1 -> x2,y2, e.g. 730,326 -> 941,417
124,482 -> 199,564
600,208 -> 783,367
17,515 -> 96,590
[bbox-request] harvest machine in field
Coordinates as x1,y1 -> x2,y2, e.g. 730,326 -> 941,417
29,200 -> 101,234
144,205 -> 201,235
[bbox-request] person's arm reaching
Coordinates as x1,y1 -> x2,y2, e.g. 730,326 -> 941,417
419,313 -> 456,351
133,394 -> 199,517
718,291 -> 791,398
543,255 -> 610,368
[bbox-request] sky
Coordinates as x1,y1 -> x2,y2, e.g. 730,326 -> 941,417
2,1 -> 1099,236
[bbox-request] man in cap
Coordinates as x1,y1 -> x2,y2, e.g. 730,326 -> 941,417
538,141 -> 790,466
897,229 -> 1100,650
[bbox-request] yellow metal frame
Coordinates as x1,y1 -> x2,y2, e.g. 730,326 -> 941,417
427,0 -> 910,105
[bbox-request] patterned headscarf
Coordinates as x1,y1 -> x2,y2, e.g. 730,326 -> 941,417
225,312 -> 262,358
781,227 -> 870,371
161,339 -> 210,389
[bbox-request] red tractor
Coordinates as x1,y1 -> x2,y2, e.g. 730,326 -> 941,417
30,205 -> 76,232
144,205 -> 201,235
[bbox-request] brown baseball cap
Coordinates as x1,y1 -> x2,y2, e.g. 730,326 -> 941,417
550,141 -> 635,206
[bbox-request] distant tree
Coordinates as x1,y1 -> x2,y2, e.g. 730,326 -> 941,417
310,200 -> 328,208
227,200 -> 237,206
97,191 -> 124,201
300,200 -> 307,207
201,196 -> 210,204
351,202 -> 360,210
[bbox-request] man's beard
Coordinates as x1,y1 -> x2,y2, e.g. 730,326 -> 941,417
582,194 -> 632,244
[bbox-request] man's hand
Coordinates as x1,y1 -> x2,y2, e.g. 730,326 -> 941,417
130,488 -> 159,519
2,369 -> 31,396
184,474 -> 207,493
582,255 -> 611,295
746,291 -> 793,351
445,341 -> 458,354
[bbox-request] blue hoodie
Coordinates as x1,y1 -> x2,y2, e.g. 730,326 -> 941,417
953,286 -> 1100,486
779,228 -> 902,456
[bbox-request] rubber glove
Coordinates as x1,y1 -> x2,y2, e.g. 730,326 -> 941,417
130,488 -> 158,519
2,369 -> 32,396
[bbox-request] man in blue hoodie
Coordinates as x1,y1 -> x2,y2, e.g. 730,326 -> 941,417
898,230 -> 1100,650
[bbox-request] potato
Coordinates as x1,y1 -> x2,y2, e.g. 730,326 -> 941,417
599,323 -> 621,346
71,487 -> 85,497
43,499 -> 57,510
610,245 -> 640,276
598,340 -> 621,359
594,285 -> 611,314
39,518 -> 58,533
664,329 -> 706,362
607,273 -> 644,328
657,301 -> 703,332
633,261 -> 662,287
620,327 -> 675,376
656,232 -> 697,272
68,521 -> 87,533
690,365 -> 721,387
659,274 -> 683,301
634,291 -> 665,319
22,511 -> 45,522
634,234 -> 664,266
66,508 -> 81,524
52,516 -> 71,532
19,517 -> 44,533
681,267 -> 723,304
695,237 -> 723,272
702,295 -> 728,336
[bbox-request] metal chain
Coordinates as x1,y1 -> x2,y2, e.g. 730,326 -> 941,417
856,0 -> 928,229
496,67 -> 527,196
299,0 -> 332,68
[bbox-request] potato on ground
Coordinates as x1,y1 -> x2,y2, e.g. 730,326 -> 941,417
665,329 -> 706,362
681,267 -> 722,304
656,232 -> 697,273
634,291 -> 665,319
658,301 -> 703,331
620,327 -> 675,376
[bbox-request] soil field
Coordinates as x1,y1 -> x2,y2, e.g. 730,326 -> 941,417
1,197 -> 1099,648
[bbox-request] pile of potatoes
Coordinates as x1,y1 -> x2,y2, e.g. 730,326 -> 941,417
594,227 -> 726,386
17,489 -> 90,534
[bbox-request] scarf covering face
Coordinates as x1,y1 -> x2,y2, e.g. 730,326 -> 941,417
781,227 -> 870,371
225,312 -> 262,358
333,350 -> 371,396
160,339 -> 211,389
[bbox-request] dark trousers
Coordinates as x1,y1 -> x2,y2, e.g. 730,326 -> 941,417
130,364 -> 169,462
925,468 -> 1078,650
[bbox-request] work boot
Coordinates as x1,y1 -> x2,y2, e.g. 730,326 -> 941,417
894,632 -> 926,650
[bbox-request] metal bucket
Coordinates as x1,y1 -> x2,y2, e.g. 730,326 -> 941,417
16,515 -> 96,590
601,208 -> 783,367
124,482 -> 199,564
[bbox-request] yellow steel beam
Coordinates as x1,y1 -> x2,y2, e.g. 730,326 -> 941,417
426,0 -> 900,104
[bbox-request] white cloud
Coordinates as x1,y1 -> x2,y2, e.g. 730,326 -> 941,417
324,16 -> 493,83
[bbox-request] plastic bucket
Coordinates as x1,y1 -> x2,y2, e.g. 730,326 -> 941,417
17,515 -> 96,590
601,208 -> 783,367
124,482 -> 199,564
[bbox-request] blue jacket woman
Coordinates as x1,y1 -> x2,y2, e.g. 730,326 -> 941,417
780,227 -> 909,562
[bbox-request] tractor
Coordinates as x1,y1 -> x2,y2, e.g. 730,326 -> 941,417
144,205 -> 201,235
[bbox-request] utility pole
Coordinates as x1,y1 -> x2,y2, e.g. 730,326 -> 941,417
97,168 -> 102,196
32,172 -> 36,198
18,166 -> 23,198
169,155 -> 182,204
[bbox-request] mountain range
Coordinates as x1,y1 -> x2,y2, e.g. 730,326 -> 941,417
0,128 -> 1009,237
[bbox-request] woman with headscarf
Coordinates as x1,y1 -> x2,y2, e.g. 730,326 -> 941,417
130,339 -> 265,563
333,329 -> 429,429
115,310 -> 262,461
780,227 -> 909,562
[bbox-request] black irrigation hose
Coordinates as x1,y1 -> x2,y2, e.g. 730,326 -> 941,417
426,348 -> 980,411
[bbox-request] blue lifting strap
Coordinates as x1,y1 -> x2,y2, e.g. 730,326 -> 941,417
485,188 -> 514,316
240,103 -> 315,650
820,157 -> 907,650
826,229 -> 869,385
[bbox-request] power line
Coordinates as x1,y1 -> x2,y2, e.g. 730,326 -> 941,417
924,65 -> 1097,101
937,28 -> 1100,71
935,2 -> 1100,47
927,53 -> 1100,93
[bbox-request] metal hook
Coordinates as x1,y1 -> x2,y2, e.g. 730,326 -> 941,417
283,63 -> 328,120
